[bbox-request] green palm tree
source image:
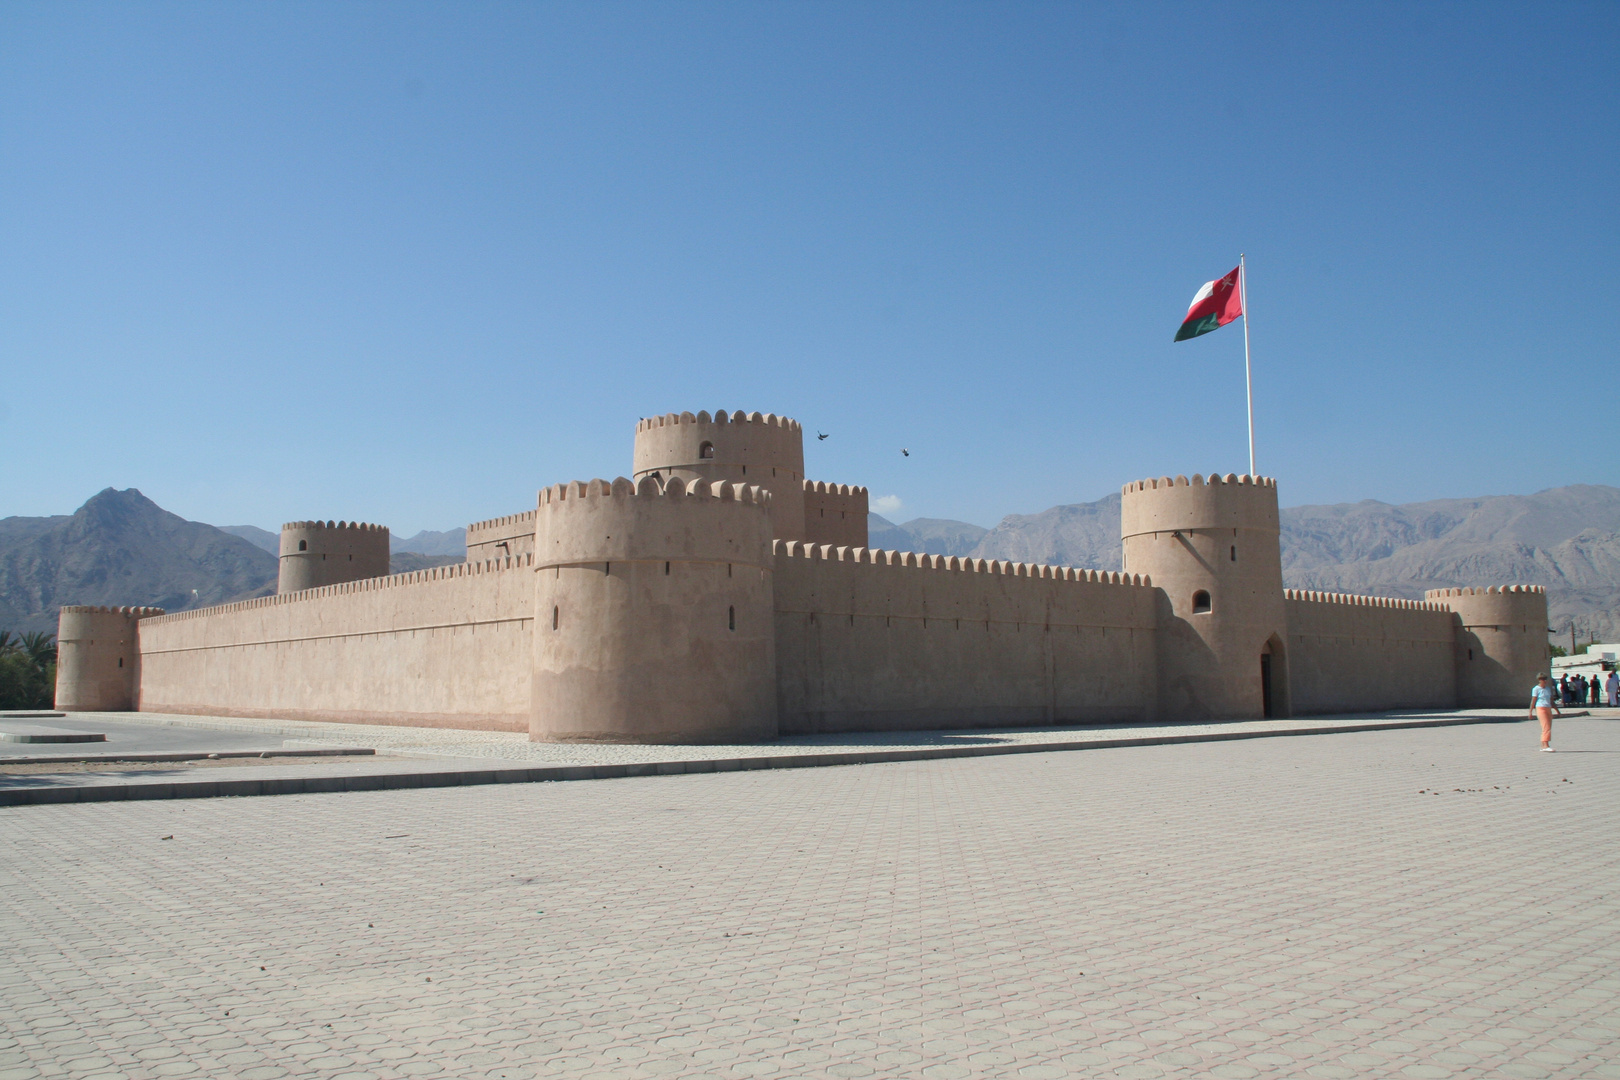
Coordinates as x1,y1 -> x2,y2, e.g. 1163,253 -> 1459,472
20,632 -> 56,668
0,630 -> 16,655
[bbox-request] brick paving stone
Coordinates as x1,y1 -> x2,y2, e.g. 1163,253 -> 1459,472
2,718 -> 1617,1078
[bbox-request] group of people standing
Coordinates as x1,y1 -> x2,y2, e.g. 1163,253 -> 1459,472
1558,670 -> 1615,706
1530,668 -> 1618,751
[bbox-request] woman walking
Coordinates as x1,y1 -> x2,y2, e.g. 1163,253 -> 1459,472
1531,674 -> 1560,751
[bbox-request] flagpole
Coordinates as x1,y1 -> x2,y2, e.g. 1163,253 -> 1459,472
1240,253 -> 1254,476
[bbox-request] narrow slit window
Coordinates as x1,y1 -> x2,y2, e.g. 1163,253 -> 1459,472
664,561 -> 670,575
1230,546 -> 1236,562
552,606 -> 559,630
728,606 -> 735,631
1192,590 -> 1212,614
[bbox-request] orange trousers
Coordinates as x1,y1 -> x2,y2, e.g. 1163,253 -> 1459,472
1537,706 -> 1553,746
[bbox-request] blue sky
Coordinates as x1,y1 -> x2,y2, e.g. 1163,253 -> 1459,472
3,2 -> 1616,533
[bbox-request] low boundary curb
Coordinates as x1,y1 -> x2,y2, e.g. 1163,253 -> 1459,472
0,713 -> 1528,807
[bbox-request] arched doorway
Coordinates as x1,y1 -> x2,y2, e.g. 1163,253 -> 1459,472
1260,635 -> 1289,718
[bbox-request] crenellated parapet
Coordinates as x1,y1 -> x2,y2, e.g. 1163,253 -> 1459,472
55,605 -> 167,712
1426,584 -> 1547,601
59,605 -> 168,618
632,410 -> 807,541
531,474 -> 777,744
1284,588 -> 1446,611
774,539 -> 1150,585
279,519 -> 391,594
467,508 -> 537,562
1120,473 -> 1280,537
802,479 -> 869,549
535,474 -> 773,568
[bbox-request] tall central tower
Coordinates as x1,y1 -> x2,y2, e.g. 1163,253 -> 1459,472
632,411 -> 806,541
1121,473 -> 1289,719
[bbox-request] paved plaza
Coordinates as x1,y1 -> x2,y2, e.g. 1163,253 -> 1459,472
2,718 -> 1617,1080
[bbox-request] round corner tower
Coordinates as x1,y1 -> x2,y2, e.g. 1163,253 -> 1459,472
278,520 -> 391,594
631,410 -> 806,542
1121,473 -> 1289,720
1426,585 -> 1549,707
531,474 -> 777,744
54,605 -> 166,711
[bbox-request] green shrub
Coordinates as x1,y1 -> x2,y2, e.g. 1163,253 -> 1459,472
0,631 -> 56,710
0,652 -> 53,710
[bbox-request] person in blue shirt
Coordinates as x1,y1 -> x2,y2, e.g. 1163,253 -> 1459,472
1530,674 -> 1560,751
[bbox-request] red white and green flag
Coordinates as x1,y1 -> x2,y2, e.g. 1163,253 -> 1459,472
1174,265 -> 1243,341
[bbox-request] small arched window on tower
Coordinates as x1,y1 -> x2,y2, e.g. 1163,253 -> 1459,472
699,441 -> 715,459
298,540 -> 307,551
1192,590 -> 1212,614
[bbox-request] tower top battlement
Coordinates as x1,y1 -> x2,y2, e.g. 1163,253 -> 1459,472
535,474 -> 774,569
1120,472 -> 1280,539
280,520 -> 387,532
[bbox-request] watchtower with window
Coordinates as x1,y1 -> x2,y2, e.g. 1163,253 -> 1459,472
1121,473 -> 1289,719
277,520 -> 391,594
631,411 -> 807,541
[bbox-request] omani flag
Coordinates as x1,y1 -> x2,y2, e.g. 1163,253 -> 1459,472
1174,266 -> 1243,341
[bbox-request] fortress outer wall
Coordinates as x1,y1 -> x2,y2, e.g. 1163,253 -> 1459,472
136,558 -> 534,729
531,476 -> 778,743
70,407 -> 1555,736
1283,591 -> 1457,714
773,544 -> 1158,733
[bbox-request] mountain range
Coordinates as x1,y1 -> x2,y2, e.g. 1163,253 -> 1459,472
3,485 -> 1616,642
0,490 -> 464,633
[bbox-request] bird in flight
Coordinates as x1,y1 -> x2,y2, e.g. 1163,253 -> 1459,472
817,431 -> 829,441
901,448 -> 910,457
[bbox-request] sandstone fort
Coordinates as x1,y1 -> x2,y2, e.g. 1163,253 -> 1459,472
54,409 -> 1549,740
